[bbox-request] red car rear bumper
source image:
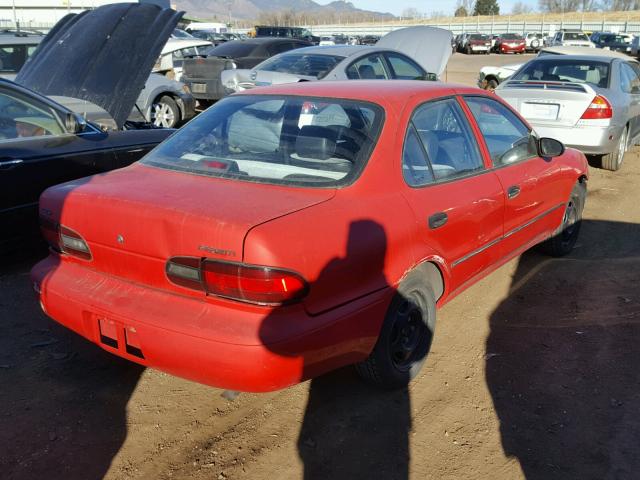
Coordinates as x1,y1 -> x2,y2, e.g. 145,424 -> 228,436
31,256 -> 389,392
500,43 -> 525,53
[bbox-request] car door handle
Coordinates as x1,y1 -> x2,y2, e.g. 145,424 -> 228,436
507,185 -> 521,199
428,212 -> 448,229
0,159 -> 24,170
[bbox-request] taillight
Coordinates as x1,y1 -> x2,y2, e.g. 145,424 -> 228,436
580,95 -> 613,119
39,217 -> 92,260
166,257 -> 308,305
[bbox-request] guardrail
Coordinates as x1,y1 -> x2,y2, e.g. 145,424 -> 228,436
3,17 -> 639,37
305,20 -> 640,36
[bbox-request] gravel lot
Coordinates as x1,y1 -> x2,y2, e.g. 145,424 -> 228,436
2,51 -> 640,480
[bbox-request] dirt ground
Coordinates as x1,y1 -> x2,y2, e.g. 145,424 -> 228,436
2,53 -> 640,480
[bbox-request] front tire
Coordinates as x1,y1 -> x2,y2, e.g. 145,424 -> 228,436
541,181 -> 586,257
151,95 -> 180,128
600,126 -> 628,171
356,273 -> 436,390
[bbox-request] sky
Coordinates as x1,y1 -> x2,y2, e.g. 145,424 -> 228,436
315,0 -> 539,17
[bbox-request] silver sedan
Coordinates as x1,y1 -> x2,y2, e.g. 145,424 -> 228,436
221,27 -> 452,94
496,54 -> 640,171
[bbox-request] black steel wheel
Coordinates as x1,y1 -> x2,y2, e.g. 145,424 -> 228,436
356,272 -> 436,389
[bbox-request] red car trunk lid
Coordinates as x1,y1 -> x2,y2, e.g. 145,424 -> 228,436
40,164 -> 335,290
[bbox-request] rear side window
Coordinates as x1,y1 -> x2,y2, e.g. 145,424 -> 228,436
143,95 -> 384,188
620,62 -> 640,94
402,98 -> 484,186
0,45 -> 30,73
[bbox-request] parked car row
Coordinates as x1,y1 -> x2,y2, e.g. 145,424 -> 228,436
182,27 -> 449,107
478,44 -> 640,171
6,7 -> 634,397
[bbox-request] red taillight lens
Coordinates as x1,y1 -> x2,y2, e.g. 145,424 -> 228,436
580,95 -> 613,119
166,257 -> 308,305
39,217 -> 92,260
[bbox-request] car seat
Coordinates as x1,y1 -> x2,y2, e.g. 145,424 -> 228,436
358,64 -> 376,79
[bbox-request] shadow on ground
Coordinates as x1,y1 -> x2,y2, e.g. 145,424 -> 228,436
0,246 -> 143,480
487,219 -> 640,479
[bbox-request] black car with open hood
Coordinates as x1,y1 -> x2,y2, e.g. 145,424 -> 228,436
1,2 -> 183,251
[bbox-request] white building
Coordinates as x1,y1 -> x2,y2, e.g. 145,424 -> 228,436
0,1 -> 170,29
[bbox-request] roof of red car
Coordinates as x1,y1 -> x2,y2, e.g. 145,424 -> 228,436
237,80 -> 484,106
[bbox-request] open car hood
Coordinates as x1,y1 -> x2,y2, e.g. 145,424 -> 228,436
15,3 -> 182,130
376,26 -> 453,78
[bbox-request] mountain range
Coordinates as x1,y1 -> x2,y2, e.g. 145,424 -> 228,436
174,0 -> 395,21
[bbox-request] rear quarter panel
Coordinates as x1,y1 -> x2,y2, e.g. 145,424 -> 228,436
242,99 -> 426,319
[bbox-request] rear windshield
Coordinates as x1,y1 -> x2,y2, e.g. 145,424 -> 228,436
501,33 -> 521,40
564,32 -> 589,41
599,34 -> 626,43
512,59 -> 610,87
470,34 -> 489,41
258,53 -> 345,79
206,42 -> 257,57
142,95 -> 384,188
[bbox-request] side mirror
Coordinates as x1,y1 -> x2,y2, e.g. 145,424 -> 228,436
65,112 -> 87,134
538,137 -> 565,158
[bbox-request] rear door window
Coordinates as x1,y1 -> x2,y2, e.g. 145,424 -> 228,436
402,98 -> 484,184
346,54 -> 388,79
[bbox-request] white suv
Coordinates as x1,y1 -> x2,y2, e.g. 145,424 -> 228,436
549,30 -> 595,48
524,32 -> 544,52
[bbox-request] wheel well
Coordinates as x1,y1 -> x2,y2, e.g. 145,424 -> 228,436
153,93 -> 183,118
406,262 -> 445,301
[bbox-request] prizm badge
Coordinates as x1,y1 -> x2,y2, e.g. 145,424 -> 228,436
199,245 -> 236,257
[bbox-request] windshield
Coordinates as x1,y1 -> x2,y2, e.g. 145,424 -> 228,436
564,32 -> 589,41
173,29 -> 194,39
257,53 -> 345,79
512,59 -> 610,87
142,95 -> 384,188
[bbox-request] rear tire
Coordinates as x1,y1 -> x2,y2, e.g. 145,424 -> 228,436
151,95 -> 180,128
600,126 -> 628,171
541,181 -> 586,257
355,272 -> 436,390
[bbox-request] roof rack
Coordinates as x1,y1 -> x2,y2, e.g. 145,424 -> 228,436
0,28 -> 45,37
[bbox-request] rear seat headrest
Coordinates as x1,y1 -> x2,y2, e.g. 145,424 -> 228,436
296,125 -> 337,160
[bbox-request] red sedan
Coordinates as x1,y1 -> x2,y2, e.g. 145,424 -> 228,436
32,81 -> 588,392
495,33 -> 526,54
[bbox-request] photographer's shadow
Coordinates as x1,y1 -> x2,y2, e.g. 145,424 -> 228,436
260,220 -> 412,480
486,219 -> 640,479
